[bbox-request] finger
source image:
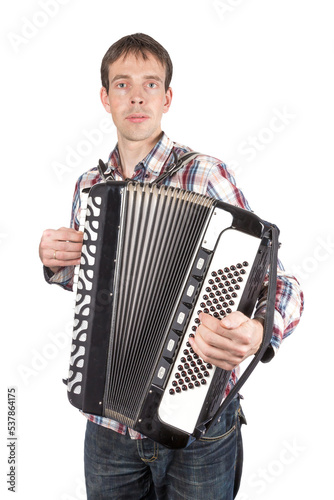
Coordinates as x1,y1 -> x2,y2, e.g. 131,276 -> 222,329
191,312 -> 254,365
50,249 -> 82,263
41,229 -> 83,248
53,240 -> 83,253
199,311 -> 249,338
198,312 -> 237,343
43,255 -> 81,268
198,312 -> 225,335
192,324 -> 233,354
40,229 -> 83,263
51,259 -> 81,267
196,320 -> 247,360
219,311 -> 249,330
56,228 -> 84,242
189,333 -> 238,371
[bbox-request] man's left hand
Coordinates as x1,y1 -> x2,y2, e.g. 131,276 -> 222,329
189,311 -> 264,371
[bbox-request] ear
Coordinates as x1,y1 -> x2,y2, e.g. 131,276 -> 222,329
100,87 -> 111,113
163,87 -> 173,114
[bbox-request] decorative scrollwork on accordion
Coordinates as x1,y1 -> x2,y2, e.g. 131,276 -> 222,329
68,195 -> 102,396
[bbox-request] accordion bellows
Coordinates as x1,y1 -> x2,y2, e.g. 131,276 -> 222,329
67,181 -> 273,448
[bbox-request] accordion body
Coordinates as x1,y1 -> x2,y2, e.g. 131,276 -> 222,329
67,181 -> 273,448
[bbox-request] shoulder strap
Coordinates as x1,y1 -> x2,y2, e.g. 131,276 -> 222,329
150,150 -> 201,186
98,152 -> 200,185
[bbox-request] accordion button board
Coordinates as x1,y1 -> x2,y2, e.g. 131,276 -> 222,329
157,225 -> 262,434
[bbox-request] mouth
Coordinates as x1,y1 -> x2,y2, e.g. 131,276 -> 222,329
126,113 -> 150,123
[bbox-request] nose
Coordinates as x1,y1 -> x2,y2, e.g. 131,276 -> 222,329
131,95 -> 144,105
130,85 -> 144,105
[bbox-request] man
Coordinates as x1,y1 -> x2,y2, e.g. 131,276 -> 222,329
39,33 -> 303,499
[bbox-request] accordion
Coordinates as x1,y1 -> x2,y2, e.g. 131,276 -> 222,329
66,180 -> 278,448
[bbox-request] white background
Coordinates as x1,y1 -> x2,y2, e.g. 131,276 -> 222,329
1,0 -> 333,498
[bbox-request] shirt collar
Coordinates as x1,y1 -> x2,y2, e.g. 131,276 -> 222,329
106,132 -> 175,177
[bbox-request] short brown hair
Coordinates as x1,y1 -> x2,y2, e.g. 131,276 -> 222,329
100,33 -> 173,93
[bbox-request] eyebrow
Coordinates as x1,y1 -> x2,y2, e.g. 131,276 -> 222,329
110,74 -> 164,84
110,74 -> 130,83
143,75 -> 164,83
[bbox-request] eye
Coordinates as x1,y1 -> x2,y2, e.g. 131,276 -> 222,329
117,82 -> 127,88
147,82 -> 158,88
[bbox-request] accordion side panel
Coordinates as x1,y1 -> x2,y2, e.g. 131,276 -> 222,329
67,183 -> 124,414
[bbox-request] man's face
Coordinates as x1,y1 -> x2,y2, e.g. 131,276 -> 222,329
101,53 -> 172,146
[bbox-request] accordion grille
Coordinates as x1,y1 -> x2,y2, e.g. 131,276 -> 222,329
103,182 -> 214,424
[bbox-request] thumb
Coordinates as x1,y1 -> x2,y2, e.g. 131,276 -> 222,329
220,311 -> 249,330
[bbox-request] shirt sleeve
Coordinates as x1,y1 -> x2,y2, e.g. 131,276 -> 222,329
254,266 -> 304,356
44,176 -> 82,291
203,161 -> 304,356
205,162 -> 251,210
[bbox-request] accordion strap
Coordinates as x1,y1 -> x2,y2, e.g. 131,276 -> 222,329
98,159 -> 115,181
98,150 -> 201,184
204,224 -> 279,434
151,150 -> 201,186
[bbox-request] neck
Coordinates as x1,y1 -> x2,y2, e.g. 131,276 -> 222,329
117,131 -> 163,179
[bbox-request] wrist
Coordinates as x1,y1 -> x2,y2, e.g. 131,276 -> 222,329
252,318 -> 264,354
49,266 -> 61,274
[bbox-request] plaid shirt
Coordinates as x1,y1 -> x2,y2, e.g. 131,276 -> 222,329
48,132 -> 304,438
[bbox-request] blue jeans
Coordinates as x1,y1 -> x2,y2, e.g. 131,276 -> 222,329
84,397 -> 246,499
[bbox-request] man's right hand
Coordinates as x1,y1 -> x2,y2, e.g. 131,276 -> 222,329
39,227 -> 84,274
